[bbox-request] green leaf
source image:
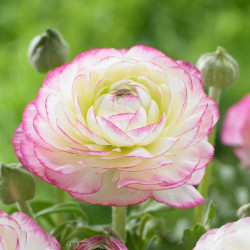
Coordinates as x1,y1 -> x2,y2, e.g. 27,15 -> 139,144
145,235 -> 160,250
204,201 -> 216,230
142,219 -> 157,243
30,200 -> 54,213
137,213 -> 153,237
126,230 -> 141,250
51,222 -> 104,249
35,202 -> 88,223
65,225 -> 104,242
179,224 -> 206,250
50,221 -> 76,250
129,199 -> 173,218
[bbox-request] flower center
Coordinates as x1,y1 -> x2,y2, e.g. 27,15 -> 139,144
114,88 -> 132,98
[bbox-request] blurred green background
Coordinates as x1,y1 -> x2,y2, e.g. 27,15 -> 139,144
0,0 -> 250,245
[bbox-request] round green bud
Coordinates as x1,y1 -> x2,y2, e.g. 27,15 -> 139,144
237,203 -> 250,218
0,163 -> 36,205
28,28 -> 70,73
196,46 -> 239,89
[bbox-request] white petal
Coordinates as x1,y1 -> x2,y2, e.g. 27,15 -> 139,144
151,184 -> 204,208
147,100 -> 160,124
69,171 -> 151,206
97,117 -> 134,147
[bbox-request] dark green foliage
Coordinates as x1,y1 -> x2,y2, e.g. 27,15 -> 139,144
179,224 -> 207,250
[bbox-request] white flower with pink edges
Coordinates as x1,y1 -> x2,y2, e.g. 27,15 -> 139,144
13,45 -> 219,207
194,217 -> 250,249
0,210 -> 60,249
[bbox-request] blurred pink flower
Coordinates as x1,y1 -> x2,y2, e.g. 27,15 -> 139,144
194,217 -> 250,249
13,45 -> 219,208
0,210 -> 60,249
221,94 -> 250,167
71,235 -> 127,250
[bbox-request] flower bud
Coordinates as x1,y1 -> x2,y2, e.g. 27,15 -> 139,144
237,203 -> 250,218
0,163 -> 36,204
196,46 -> 239,89
28,28 -> 70,73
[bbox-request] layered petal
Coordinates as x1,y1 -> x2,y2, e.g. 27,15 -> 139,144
70,171 -> 151,206
151,184 -> 204,208
13,45 -> 218,207
0,211 -> 60,250
194,217 -> 250,250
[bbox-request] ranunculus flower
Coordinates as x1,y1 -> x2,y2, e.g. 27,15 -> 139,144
221,94 -> 250,167
13,45 -> 219,208
0,210 -> 60,249
194,217 -> 250,249
70,235 -> 127,250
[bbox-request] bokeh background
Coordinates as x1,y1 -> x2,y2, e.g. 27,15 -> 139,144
0,0 -> 250,246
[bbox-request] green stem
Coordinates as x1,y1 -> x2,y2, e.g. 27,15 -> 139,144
194,87 -> 221,224
16,201 -> 35,220
54,187 -> 65,224
112,206 -> 126,242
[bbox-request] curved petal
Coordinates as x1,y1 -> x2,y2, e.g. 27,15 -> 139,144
126,107 -> 147,131
77,120 -> 110,145
24,228 -> 60,250
12,125 -> 24,160
222,94 -> 250,146
166,78 -> 187,126
109,113 -> 135,131
116,146 -> 200,188
44,167 -> 103,194
70,171 -> 151,206
34,114 -> 70,151
34,145 -> 85,174
97,117 -> 134,147
177,60 -> 202,79
234,147 -> 250,166
125,45 -> 166,61
22,102 -> 52,150
19,137 -> 51,182
11,212 -> 41,232
195,141 -> 214,170
186,168 -> 206,185
151,184 -> 204,208
127,114 -> 166,146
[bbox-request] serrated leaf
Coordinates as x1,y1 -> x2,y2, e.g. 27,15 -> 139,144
179,224 -> 206,250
